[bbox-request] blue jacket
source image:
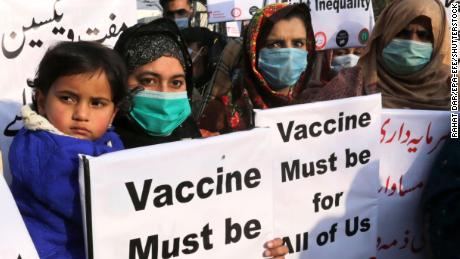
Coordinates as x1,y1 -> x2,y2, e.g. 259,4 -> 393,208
9,128 -> 123,258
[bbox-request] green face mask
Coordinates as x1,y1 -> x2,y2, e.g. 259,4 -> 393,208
130,90 -> 191,136
382,39 -> 433,75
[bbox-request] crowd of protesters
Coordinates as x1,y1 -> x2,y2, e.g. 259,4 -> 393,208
6,0 -> 457,258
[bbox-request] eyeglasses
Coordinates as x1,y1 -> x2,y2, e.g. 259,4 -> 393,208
396,28 -> 433,41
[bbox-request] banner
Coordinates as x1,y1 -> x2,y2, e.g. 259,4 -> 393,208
207,0 -> 374,50
0,175 -> 39,259
77,94 -> 453,259
79,129 -> 275,259
0,0 -> 137,184
136,0 -> 162,23
376,109 -> 451,259
254,94 -> 381,258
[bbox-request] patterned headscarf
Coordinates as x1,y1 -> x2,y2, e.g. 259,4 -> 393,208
124,34 -> 185,72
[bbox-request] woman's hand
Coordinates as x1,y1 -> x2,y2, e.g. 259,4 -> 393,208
263,238 -> 289,258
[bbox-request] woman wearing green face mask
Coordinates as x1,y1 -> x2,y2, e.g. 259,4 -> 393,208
301,0 -> 451,110
113,18 -> 201,148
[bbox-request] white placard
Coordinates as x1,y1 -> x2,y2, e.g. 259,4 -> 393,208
255,94 -> 381,258
0,0 -> 137,184
376,109 -> 451,259
310,0 -> 374,49
226,21 -> 242,37
0,175 -> 39,259
79,129 -> 275,259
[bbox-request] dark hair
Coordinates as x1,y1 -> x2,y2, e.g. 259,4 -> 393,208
181,27 -> 212,47
28,41 -> 130,112
257,4 -> 312,53
160,0 -> 193,10
181,26 -> 228,76
253,3 -> 316,86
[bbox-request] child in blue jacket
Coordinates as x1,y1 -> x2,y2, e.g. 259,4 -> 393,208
9,41 -> 130,258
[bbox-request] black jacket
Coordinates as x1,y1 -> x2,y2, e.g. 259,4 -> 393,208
113,114 -> 201,148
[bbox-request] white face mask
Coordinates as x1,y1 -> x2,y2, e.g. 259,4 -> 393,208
331,54 -> 360,73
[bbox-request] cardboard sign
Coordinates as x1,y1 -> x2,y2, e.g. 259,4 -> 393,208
254,94 -> 381,258
0,175 -> 39,259
376,109 -> 451,259
79,129 -> 275,259
78,94 -> 452,259
226,21 -> 242,37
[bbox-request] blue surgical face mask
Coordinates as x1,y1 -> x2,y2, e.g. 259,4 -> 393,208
130,90 -> 191,136
331,54 -> 360,73
257,48 -> 308,90
382,39 -> 433,75
174,17 -> 189,29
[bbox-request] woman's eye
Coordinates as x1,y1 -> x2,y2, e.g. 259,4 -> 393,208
267,42 -> 282,48
293,41 -> 305,48
170,79 -> 184,89
138,77 -> 158,87
396,29 -> 411,39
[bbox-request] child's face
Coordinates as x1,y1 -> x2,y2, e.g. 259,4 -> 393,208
37,71 -> 117,141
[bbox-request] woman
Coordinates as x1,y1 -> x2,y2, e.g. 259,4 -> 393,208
180,26 -> 227,115
113,18 -> 201,148
317,47 -> 364,82
199,3 -> 316,133
301,0 -> 451,110
113,18 -> 288,258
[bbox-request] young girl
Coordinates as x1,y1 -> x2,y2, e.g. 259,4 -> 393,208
8,41 -> 129,258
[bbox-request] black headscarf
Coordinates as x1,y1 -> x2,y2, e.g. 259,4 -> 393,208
114,18 -> 194,97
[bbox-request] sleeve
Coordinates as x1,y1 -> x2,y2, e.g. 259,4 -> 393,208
298,66 -> 365,104
9,130 -> 82,222
423,139 -> 460,258
94,129 -> 125,152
